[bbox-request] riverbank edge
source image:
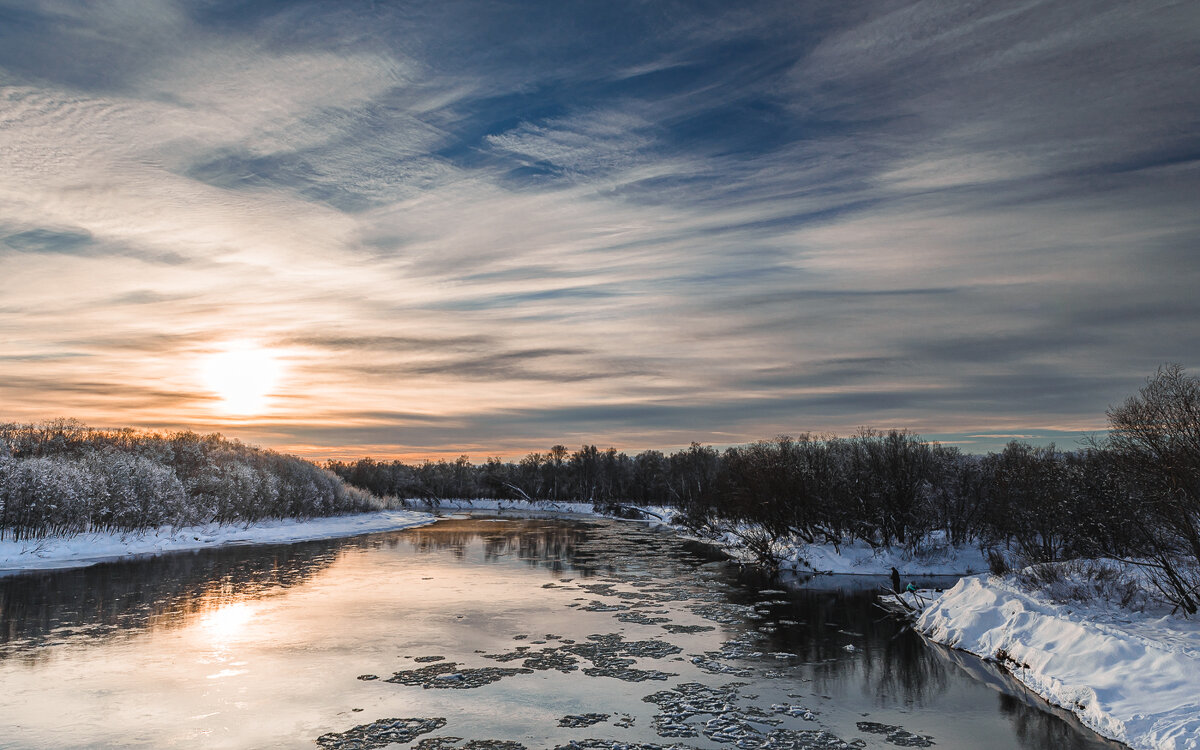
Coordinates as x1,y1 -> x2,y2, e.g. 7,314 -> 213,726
907,575 -> 1200,750
0,498 -> 680,574
0,498 -> 676,574
0,495 -> 987,578
417,498 -> 995,577
0,509 -> 438,573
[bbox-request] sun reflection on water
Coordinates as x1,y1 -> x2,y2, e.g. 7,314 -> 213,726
198,601 -> 255,643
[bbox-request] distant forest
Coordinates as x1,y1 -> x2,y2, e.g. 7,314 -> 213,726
328,364 -> 1200,613
3,365 -> 1197,612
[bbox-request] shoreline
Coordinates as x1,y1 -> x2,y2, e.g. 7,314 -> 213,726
0,500 -> 671,575
911,574 -> 1200,750
0,509 -> 437,575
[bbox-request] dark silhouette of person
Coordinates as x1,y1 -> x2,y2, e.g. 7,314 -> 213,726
891,566 -> 901,593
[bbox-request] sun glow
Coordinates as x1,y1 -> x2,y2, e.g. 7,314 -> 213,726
202,342 -> 284,415
198,601 -> 256,648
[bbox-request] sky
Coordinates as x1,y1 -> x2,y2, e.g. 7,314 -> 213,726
1,0 -> 1198,460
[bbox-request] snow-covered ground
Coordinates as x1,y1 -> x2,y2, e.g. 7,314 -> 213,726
412,497 -> 678,523
0,509 -> 436,574
684,523 -> 991,576
779,537 -> 989,576
914,573 -> 1200,750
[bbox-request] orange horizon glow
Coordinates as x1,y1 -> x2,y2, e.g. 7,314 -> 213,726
0,410 -> 1111,463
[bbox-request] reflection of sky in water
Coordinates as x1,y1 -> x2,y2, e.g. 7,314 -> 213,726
0,519 -> 594,653
0,519 -> 1120,749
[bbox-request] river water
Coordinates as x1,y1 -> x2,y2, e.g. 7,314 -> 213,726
0,516 -> 1122,749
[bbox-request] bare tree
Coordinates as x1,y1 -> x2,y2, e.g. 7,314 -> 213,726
1105,364 -> 1200,613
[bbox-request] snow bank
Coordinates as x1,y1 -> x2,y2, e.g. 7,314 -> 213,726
685,523 -> 990,576
410,497 -> 680,524
0,509 -> 436,574
0,499 -> 683,575
776,535 -> 989,576
412,498 -> 600,515
916,574 -> 1200,750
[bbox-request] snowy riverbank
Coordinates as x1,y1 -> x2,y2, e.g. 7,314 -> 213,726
437,501 -> 994,577
420,497 -> 991,577
914,573 -> 1200,750
413,497 -> 678,523
0,499 -> 675,574
0,509 -> 436,573
679,521 -> 991,576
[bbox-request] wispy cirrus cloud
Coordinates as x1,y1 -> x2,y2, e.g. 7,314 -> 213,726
0,0 -> 1197,457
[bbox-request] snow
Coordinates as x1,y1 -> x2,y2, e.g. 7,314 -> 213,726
683,523 -> 991,576
411,498 -> 605,515
915,574 -> 1200,750
411,497 -> 680,524
0,509 -> 436,574
0,498 -> 678,574
776,535 -> 990,576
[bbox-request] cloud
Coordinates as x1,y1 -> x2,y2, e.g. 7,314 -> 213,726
2,227 -> 92,254
1,0 -> 1197,456
2,226 -> 196,265
485,110 -> 655,177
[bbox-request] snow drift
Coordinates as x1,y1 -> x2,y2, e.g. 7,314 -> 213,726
916,574 -> 1200,750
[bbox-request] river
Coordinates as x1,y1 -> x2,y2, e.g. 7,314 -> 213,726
0,516 -> 1124,749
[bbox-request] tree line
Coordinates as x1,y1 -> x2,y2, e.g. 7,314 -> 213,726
328,365 -> 1200,614
3,365 -> 1197,612
0,420 -> 381,541
326,432 -> 1117,563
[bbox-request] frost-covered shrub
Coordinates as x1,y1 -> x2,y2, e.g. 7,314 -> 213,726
344,484 -> 386,512
0,422 -> 388,538
86,452 -> 189,530
0,456 -> 103,540
1016,560 -> 1151,611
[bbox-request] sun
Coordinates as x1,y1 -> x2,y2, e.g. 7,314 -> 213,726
202,341 -> 284,415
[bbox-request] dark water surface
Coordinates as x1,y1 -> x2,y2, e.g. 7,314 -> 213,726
0,517 -> 1123,749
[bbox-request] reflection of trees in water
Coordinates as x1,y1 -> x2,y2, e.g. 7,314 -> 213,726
742,583 -> 1115,749
0,539 -> 353,661
997,692 -> 1124,750
741,583 -> 951,706
0,518 -> 600,665
403,518 -> 592,576
930,645 -> 1121,750
852,625 -> 951,708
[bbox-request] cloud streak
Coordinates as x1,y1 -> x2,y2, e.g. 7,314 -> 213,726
1,0 -> 1197,457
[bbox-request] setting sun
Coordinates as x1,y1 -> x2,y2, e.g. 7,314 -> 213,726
202,342 -> 284,415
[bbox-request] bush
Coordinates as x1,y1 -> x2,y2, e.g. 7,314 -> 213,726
0,422 -> 386,540
987,548 -> 1010,576
1016,559 -> 1150,611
